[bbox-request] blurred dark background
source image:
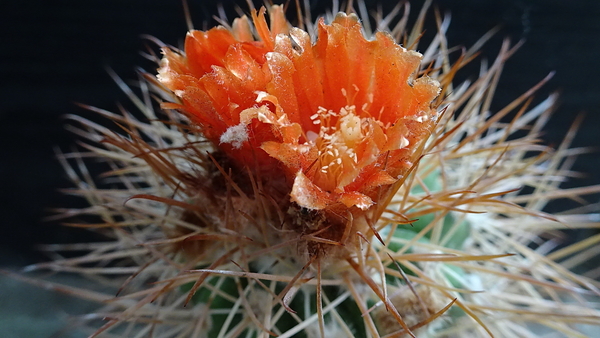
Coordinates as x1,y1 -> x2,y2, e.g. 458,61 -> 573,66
1,0 -> 599,267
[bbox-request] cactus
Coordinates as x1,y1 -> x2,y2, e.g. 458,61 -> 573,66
21,1 -> 600,337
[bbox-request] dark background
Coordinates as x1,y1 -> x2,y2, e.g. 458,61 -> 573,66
1,0 -> 599,266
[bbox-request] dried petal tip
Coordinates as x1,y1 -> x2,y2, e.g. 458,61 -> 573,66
158,7 -> 440,212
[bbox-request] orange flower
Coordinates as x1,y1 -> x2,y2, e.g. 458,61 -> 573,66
158,6 -> 440,211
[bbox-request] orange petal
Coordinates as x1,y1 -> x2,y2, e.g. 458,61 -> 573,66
291,171 -> 333,210
339,191 -> 374,210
